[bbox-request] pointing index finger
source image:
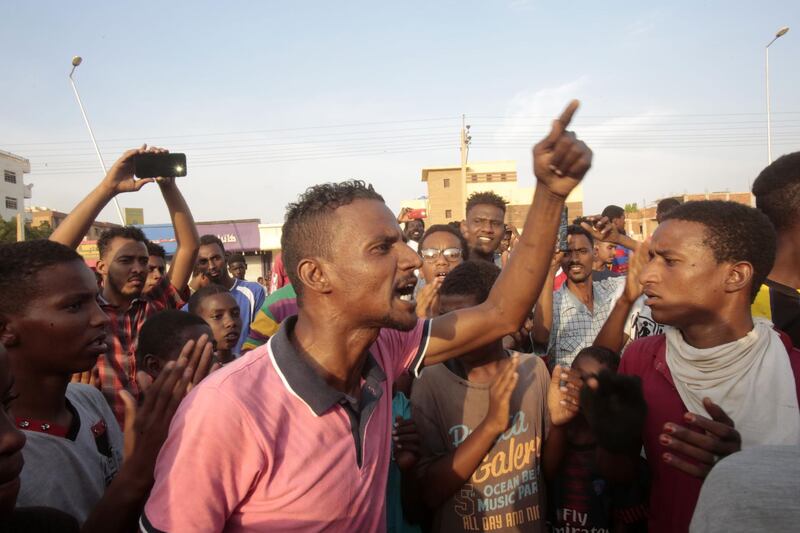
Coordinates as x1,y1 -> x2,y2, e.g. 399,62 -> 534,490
557,99 -> 580,129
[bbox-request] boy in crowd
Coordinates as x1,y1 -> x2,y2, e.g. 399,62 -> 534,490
412,260 -> 579,532
601,205 -> 629,274
49,146 -> 199,424
616,200 -> 800,533
143,242 -> 167,297
188,286 -> 243,364
532,225 -> 625,368
398,208 -> 426,252
195,235 -> 265,354
460,191 -> 508,265
751,152 -> 800,346
228,254 -> 248,281
414,224 -> 468,318
141,101 -> 592,531
655,197 -> 681,224
543,346 -> 648,532
592,240 -> 620,281
0,344 -> 80,531
135,310 -> 217,392
0,240 -> 210,530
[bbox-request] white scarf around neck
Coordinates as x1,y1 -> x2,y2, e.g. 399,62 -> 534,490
666,318 -> 800,447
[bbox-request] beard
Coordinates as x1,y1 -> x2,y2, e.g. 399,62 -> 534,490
107,272 -> 143,298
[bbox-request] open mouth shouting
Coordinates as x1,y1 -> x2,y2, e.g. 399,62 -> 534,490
394,277 -> 417,305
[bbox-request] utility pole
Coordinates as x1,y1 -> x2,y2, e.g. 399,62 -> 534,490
459,115 -> 471,220
16,213 -> 25,242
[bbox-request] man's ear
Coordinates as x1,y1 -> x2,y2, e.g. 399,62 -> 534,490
143,354 -> 163,378
0,317 -> 18,348
297,258 -> 332,295
725,261 -> 754,296
95,257 -> 108,277
459,220 -> 469,238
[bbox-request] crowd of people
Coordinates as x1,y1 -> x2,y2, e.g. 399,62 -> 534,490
0,100 -> 798,532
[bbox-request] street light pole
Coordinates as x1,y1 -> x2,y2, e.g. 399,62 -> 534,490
68,56 -> 126,224
765,27 -> 789,165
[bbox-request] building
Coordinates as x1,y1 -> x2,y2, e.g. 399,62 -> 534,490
139,219 -> 270,282
417,160 -> 584,229
1,150 -> 31,222
27,206 -> 121,240
624,191 -> 754,240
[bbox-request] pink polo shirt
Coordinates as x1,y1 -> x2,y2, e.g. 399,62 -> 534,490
619,333 -> 800,533
141,316 -> 431,532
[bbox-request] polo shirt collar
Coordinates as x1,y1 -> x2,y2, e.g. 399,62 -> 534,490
269,316 -> 386,416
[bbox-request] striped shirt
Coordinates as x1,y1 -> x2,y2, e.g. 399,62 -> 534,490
98,278 -> 186,425
229,278 -> 266,354
242,283 -> 297,352
752,279 -> 800,347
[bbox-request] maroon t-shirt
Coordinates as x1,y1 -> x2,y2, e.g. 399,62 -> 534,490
618,332 -> 800,533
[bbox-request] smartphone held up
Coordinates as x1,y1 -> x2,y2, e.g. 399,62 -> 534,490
134,153 -> 188,178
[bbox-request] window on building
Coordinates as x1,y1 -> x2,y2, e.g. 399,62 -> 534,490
4,171 -> 16,184
445,209 -> 452,219
500,173 -> 507,181
5,197 -> 18,210
443,178 -> 450,188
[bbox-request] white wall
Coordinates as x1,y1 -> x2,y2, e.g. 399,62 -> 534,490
0,151 -> 30,222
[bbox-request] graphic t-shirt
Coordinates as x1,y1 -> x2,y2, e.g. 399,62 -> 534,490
411,353 -> 550,533
611,246 -> 630,274
547,444 -> 648,533
626,295 -> 668,343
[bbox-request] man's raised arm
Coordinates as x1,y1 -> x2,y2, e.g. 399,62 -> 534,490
159,177 -> 198,291
50,146 -> 156,248
424,100 -> 592,365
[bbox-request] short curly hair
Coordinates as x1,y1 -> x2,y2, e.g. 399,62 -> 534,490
135,310 -> 210,366
439,260 -> 501,305
465,191 -> 507,217
419,224 -> 469,260
567,224 -> 594,247
574,346 -> 620,373
97,226 -> 147,259
752,151 -> 800,232
0,240 -> 84,315
281,180 -> 384,296
661,200 -> 776,301
146,241 -> 166,259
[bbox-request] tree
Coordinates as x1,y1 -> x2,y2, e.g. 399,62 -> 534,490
0,217 -> 54,243
624,203 -> 638,214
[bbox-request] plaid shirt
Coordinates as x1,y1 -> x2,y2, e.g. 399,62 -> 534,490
548,276 -> 625,368
97,278 -> 187,426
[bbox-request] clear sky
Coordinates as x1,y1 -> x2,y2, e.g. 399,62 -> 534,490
2,1 -> 798,225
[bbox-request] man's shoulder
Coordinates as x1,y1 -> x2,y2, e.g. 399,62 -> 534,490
199,345 -> 274,394
66,383 -> 111,412
235,279 -> 266,295
619,334 -> 666,374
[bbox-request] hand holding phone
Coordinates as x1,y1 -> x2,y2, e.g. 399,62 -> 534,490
134,153 -> 188,178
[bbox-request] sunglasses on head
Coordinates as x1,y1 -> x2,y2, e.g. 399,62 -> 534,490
420,247 -> 463,262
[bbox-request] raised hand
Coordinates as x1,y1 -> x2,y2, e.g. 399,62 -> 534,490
532,100 -> 592,198
660,397 -> 741,478
416,276 -> 443,318
623,241 -> 649,304
392,417 -> 422,471
482,356 -> 520,435
397,207 -> 414,223
579,216 -> 617,243
547,365 -> 582,426
120,358 -> 191,463
101,144 -> 167,196
179,334 -> 220,393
